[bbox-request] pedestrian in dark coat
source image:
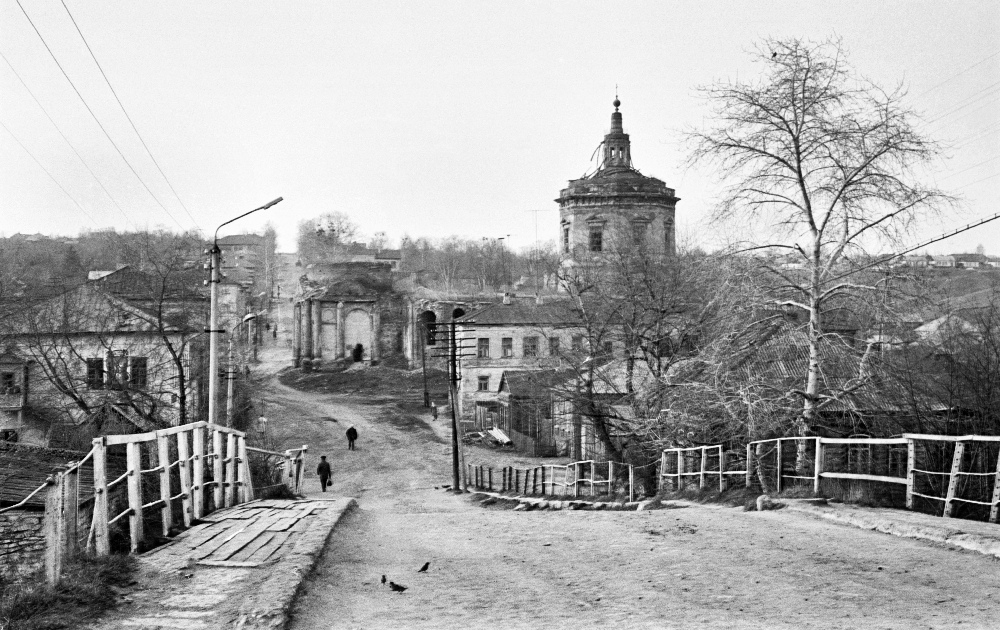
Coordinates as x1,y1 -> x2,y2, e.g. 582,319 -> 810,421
317,456 -> 331,492
346,426 -> 358,450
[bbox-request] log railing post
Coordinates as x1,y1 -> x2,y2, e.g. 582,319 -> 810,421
157,432 -> 173,536
718,446 -> 726,492
43,471 -> 65,586
745,443 -> 752,489
542,466 -> 547,495
574,462 -> 581,498
212,430 -> 224,511
224,432 -> 237,508
177,430 -> 193,527
64,464 -> 79,557
699,447 -> 708,490
677,450 -> 686,491
813,438 -> 824,495
192,426 -> 205,520
238,436 -> 253,503
943,441 -> 965,518
906,438 -> 916,510
608,461 -> 615,497
989,443 -> 1000,524
628,464 -> 635,503
126,441 -> 144,553
92,437 -> 110,555
775,439 -> 783,494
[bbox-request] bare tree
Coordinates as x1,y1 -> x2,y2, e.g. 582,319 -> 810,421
688,37 -> 953,460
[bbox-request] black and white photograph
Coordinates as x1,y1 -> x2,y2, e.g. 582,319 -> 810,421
1,1 -> 999,628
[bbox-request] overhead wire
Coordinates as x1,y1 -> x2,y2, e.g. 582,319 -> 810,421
912,50 -> 1000,102
0,49 -> 134,228
1,119 -> 98,226
59,0 -> 201,231
13,0 -> 186,231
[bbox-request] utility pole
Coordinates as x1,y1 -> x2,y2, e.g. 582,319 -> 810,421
420,324 -> 430,407
449,320 -> 461,491
207,243 -> 222,427
225,340 -> 236,427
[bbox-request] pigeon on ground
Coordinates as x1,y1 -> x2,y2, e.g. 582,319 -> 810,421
772,51 -> 777,58
389,581 -> 408,593
418,562 -> 430,573
381,574 -> 387,585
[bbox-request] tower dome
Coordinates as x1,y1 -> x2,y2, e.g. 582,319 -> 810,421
556,100 -> 679,263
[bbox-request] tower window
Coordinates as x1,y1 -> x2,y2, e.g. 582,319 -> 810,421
589,227 -> 603,253
563,226 -> 570,254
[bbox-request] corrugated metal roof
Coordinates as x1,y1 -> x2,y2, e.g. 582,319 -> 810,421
459,299 -> 581,326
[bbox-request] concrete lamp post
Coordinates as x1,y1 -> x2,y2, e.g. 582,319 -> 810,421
208,197 -> 282,427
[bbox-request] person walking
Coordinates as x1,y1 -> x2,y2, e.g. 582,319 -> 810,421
431,401 -> 438,421
317,455 -> 331,492
346,426 -> 358,450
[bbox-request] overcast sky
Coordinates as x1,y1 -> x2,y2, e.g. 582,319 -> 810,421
2,1 -> 998,255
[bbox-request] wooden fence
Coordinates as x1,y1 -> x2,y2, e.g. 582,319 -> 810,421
466,460 -> 641,502
0,421 -> 308,585
659,434 -> 1000,523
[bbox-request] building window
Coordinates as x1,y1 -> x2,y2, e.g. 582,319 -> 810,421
86,358 -> 105,389
501,338 -> 513,358
632,222 -> 647,243
589,227 -> 603,253
477,375 -> 490,392
549,337 -> 560,356
129,357 -> 148,389
0,372 -> 14,393
563,226 -> 570,254
0,430 -> 17,443
108,352 -> 129,390
477,338 -> 490,358
523,336 -> 539,357
571,335 -> 584,352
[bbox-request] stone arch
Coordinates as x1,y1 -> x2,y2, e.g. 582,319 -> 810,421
419,310 -> 437,345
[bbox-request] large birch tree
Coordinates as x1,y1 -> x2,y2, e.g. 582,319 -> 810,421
688,37 -> 953,458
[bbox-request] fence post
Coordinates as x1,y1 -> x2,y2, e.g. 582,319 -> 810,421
224,433 -> 237,508
212,429 -> 224,512
192,425 -> 205,520
296,447 -> 307,493
92,437 -> 110,555
608,461 -> 615,496
813,438 -> 824,495
943,441 -> 966,518
745,443 -> 752,489
177,430 -> 193,527
43,472 -> 65,586
542,466 -> 547,495
699,447 -> 708,490
775,439 -> 783,494
64,463 -> 79,557
659,450 -> 667,490
157,432 -> 173,536
238,436 -> 253,503
718,446 -> 726,492
677,450 -> 686,491
574,463 -> 581,498
126,441 -> 144,553
628,464 -> 635,502
905,438 -> 916,510
989,444 -> 1000,523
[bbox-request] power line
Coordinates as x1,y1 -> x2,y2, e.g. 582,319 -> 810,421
14,0 -> 186,231
1,119 -> 98,226
1,49 -> 134,228
913,50 -> 1000,102
60,0 -> 201,231
923,80 -> 1000,127
938,154 -> 1000,182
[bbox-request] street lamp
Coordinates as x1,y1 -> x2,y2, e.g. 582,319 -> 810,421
208,197 -> 282,427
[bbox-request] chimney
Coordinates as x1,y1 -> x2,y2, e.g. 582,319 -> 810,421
502,292 -> 513,305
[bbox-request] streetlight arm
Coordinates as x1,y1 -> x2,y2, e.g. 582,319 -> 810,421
213,197 -> 283,242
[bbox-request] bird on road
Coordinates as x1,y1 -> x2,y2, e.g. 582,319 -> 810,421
772,51 -> 777,58
418,562 -> 430,573
381,575 -> 387,585
389,581 -> 408,593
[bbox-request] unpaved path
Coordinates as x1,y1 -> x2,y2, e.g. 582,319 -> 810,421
260,258 -> 1000,630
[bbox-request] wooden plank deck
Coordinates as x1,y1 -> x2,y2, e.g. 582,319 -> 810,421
140,499 -> 333,571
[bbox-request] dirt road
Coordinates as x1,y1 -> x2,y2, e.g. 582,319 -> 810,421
260,258 -> 1000,629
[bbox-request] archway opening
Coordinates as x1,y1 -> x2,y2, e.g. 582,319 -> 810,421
419,310 -> 437,345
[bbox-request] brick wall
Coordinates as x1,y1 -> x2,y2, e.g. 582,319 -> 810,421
0,510 -> 45,581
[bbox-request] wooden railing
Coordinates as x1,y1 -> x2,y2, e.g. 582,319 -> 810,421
467,460 -> 644,503
659,434 -> 1000,523
20,421 -> 307,585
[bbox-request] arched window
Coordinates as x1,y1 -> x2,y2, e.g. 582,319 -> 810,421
419,311 -> 437,345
